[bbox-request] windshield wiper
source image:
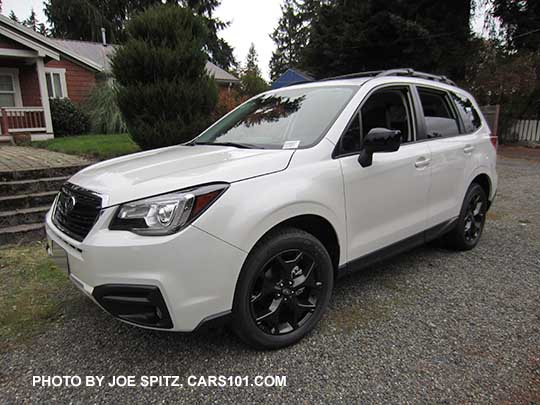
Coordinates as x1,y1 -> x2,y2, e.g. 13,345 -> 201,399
189,141 -> 258,149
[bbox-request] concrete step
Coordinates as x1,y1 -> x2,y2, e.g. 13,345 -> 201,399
0,191 -> 57,210
0,176 -> 68,196
0,164 -> 88,182
0,206 -> 50,228
0,223 -> 45,246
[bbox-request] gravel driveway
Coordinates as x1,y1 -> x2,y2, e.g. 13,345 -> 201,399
1,153 -> 539,404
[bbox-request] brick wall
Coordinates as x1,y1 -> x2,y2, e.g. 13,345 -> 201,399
46,59 -> 97,104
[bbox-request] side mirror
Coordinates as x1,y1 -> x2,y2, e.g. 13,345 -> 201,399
358,128 -> 401,167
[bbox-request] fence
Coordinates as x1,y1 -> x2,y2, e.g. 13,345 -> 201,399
480,105 -> 500,138
480,104 -> 540,144
500,118 -> 540,143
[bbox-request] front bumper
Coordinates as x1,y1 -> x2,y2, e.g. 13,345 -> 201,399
45,207 -> 247,332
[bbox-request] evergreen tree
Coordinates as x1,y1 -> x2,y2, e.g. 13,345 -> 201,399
44,0 -> 236,69
112,4 -> 218,150
269,0 -> 320,81
269,0 -> 304,81
240,44 -> 269,97
179,0 -> 237,70
37,23 -> 49,36
8,10 -> 19,23
301,0 -> 474,80
23,9 -> 38,31
44,0 -> 125,42
491,0 -> 540,51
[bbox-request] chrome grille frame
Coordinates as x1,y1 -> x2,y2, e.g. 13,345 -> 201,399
52,183 -> 103,242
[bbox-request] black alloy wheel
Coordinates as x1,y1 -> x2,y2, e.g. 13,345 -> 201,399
446,182 -> 488,251
463,192 -> 485,243
249,249 -> 323,335
233,227 -> 334,349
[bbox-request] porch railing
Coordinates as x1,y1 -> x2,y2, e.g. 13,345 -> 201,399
0,107 -> 47,135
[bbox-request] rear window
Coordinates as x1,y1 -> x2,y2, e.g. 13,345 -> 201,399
451,92 -> 482,133
418,88 -> 460,138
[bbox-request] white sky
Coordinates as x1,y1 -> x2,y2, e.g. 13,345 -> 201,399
2,0 -> 487,81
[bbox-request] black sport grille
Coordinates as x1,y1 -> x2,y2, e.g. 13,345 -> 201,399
53,183 -> 102,242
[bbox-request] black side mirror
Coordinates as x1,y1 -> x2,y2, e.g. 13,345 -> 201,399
358,128 -> 401,167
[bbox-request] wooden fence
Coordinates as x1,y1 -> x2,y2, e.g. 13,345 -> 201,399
480,104 -> 540,144
501,118 -> 540,143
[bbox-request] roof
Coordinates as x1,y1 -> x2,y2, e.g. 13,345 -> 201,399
204,61 -> 239,84
271,67 -> 315,89
0,15 -> 239,83
51,39 -> 116,73
52,38 -> 239,84
0,14 -> 102,71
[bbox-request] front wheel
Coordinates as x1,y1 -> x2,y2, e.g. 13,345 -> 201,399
232,227 -> 334,349
446,182 -> 488,251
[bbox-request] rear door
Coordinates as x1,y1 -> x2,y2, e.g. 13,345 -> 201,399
414,86 -> 478,227
337,85 -> 431,260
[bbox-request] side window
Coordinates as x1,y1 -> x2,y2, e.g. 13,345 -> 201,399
418,88 -> 460,138
451,92 -> 482,133
339,88 -> 414,155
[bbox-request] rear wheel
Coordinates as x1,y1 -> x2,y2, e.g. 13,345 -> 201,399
232,227 -> 334,349
446,183 -> 487,250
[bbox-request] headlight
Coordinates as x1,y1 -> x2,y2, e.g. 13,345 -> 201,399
109,183 -> 229,236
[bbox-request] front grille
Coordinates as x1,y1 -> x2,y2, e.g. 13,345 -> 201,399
53,183 -> 102,242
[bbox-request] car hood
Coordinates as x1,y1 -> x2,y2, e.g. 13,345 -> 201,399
69,145 -> 294,206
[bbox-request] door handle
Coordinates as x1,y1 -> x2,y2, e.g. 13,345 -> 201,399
463,145 -> 475,154
415,157 -> 431,169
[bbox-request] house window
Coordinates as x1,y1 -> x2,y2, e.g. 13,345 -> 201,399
0,68 -> 22,107
45,68 -> 68,99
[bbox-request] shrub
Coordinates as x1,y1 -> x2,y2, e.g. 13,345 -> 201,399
50,98 -> 90,137
212,89 -> 247,121
83,82 -> 127,134
112,5 -> 218,150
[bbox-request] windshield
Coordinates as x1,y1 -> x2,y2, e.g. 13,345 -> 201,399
193,86 -> 357,149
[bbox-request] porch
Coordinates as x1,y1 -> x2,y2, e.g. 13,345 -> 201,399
0,57 -> 54,142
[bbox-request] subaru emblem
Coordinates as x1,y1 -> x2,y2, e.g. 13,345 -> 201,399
65,195 -> 76,212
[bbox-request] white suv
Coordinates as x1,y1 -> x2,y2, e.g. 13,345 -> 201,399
46,69 -> 497,349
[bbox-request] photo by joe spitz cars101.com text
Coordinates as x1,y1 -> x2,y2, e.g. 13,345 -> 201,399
46,69 -> 497,349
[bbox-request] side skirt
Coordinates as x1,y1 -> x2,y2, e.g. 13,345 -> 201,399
337,217 -> 457,278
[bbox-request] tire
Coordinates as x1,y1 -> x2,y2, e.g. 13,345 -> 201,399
446,182 -> 488,251
232,227 -> 334,349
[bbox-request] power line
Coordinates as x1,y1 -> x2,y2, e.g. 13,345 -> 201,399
513,27 -> 540,39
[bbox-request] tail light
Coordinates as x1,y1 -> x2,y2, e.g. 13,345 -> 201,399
490,135 -> 498,150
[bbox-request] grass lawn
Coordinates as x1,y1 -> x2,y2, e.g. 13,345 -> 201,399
0,242 -> 76,352
32,133 -> 140,160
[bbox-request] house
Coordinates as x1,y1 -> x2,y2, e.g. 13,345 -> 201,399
0,15 -> 239,141
271,68 -> 314,90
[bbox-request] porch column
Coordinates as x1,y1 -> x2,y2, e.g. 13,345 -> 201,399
35,58 -> 53,135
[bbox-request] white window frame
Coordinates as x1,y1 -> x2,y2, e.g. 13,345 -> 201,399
0,67 -> 23,107
44,67 -> 68,99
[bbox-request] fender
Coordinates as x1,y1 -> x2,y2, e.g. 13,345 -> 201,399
462,164 -> 495,201
193,162 -> 348,266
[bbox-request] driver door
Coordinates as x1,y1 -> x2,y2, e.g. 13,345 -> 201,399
337,86 -> 432,261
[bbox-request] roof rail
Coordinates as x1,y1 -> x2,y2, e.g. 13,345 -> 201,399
319,68 -> 456,86
376,68 -> 456,86
319,70 -> 384,81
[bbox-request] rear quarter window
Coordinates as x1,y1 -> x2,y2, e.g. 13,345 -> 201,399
451,92 -> 482,133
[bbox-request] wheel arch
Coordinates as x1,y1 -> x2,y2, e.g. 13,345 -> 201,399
470,172 -> 493,209
243,213 -> 342,277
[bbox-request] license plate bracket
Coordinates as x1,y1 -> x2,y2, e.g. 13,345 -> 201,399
46,238 -> 71,274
